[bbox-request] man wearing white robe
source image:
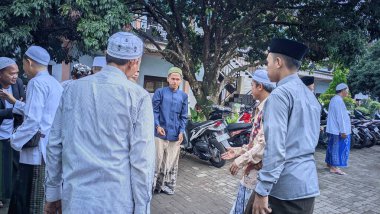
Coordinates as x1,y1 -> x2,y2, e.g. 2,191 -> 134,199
325,83 -> 351,175
44,32 -> 155,213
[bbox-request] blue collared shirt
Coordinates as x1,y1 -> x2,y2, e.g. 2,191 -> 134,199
152,86 -> 188,141
255,73 -> 321,200
326,95 -> 351,135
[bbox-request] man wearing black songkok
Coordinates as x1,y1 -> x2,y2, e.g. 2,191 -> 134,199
248,38 -> 321,214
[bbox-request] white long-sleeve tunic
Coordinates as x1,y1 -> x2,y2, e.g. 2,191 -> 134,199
45,65 -> 155,213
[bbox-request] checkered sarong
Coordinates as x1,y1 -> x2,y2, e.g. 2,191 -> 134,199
29,163 -> 45,214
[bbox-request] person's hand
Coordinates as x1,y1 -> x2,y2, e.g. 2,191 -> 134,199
252,194 -> 272,214
221,147 -> 238,160
44,200 -> 62,214
177,133 -> 184,145
244,162 -> 262,176
340,133 -> 347,139
157,126 -> 166,136
229,161 -> 240,176
0,89 -> 17,104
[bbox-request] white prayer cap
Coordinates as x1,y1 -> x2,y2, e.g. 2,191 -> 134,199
250,69 -> 276,87
336,83 -> 348,91
25,46 -> 50,66
92,56 -> 106,67
0,57 -> 16,70
107,32 -> 143,60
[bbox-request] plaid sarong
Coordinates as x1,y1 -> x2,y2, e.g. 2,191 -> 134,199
8,162 -> 45,214
29,163 -> 45,214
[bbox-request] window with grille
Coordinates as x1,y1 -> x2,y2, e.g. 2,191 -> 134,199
143,75 -> 168,93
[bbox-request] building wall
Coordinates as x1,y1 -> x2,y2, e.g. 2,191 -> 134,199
138,54 -> 173,86
315,80 -> 330,94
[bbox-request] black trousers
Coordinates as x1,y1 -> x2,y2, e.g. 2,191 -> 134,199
245,193 -> 315,214
8,163 -> 34,214
0,139 -> 18,201
269,196 -> 315,214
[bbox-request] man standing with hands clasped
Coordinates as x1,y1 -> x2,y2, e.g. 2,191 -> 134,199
251,39 -> 321,214
152,67 -> 188,195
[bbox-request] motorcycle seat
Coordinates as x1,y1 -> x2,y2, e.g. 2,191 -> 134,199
188,120 -> 214,130
227,123 -> 252,131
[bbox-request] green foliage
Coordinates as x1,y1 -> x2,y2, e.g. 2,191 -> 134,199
343,97 -> 356,111
324,66 -> 349,95
190,107 -> 206,123
318,94 -> 335,108
327,30 -> 367,67
355,106 -> 370,116
368,101 -> 380,114
319,65 -> 356,110
349,41 -> 380,99
0,0 -> 131,63
360,99 -> 380,115
319,94 -> 355,110
225,113 -> 239,124
135,0 -> 380,104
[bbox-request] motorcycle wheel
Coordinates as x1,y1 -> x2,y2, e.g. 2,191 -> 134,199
350,135 -> 356,149
353,135 -> 364,149
318,131 -> 328,149
363,136 -> 373,148
209,139 -> 226,168
366,136 -> 376,148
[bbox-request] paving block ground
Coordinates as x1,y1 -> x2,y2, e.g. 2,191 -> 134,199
151,146 -> 380,214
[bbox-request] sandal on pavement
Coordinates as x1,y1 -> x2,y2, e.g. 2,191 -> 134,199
0,200 -> 3,208
330,168 -> 346,175
161,186 -> 175,195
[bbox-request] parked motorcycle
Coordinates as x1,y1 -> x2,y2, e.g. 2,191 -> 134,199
209,104 -> 253,123
350,110 -> 379,148
226,123 -> 252,147
317,108 -> 329,149
209,105 -> 232,120
318,119 -> 328,149
182,119 -> 230,168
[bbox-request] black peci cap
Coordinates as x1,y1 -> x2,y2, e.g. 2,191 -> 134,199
301,76 -> 314,86
268,38 -> 309,61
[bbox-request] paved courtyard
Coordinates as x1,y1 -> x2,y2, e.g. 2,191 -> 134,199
1,146 -> 379,214
151,146 -> 380,214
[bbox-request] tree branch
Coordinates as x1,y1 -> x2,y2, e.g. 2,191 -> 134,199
134,28 -> 162,51
225,62 -> 260,78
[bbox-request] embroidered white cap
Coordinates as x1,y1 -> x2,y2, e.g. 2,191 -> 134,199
107,32 -> 143,60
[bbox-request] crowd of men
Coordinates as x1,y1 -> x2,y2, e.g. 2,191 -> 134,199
0,31 -> 352,214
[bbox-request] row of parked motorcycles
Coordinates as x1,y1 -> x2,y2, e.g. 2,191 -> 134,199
318,109 -> 380,149
182,105 -> 253,168
183,103 -> 380,168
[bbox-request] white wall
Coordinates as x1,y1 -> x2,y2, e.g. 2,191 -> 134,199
50,61 -> 62,81
315,80 -> 330,94
51,54 -> 200,109
138,54 -> 173,85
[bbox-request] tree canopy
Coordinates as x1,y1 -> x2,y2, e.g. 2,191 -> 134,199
0,0 -> 130,62
1,0 -> 379,105
130,0 -> 380,104
349,41 -> 380,99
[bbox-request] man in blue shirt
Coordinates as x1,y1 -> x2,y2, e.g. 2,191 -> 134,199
152,67 -> 188,195
252,39 -> 320,214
